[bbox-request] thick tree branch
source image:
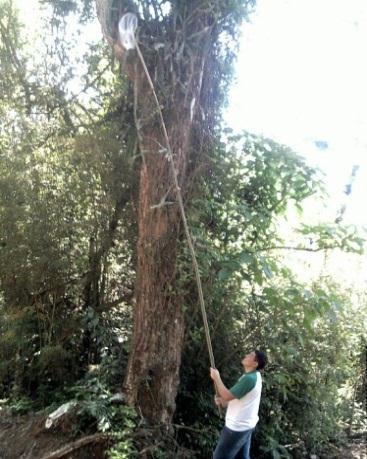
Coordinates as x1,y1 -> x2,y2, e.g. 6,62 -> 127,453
254,245 -> 339,253
0,18 -> 32,114
95,0 -> 138,81
40,433 -> 110,459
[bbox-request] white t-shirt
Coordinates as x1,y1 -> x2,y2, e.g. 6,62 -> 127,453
225,371 -> 262,431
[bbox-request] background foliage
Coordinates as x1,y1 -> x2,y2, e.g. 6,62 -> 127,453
0,0 -> 365,457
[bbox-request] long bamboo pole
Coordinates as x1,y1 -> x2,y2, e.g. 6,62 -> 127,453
135,42 -> 222,417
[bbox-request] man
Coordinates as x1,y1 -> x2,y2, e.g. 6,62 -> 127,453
210,350 -> 267,459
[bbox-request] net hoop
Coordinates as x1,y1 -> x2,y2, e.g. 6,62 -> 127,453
118,13 -> 138,50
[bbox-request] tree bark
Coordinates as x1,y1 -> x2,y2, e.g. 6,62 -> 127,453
95,0 -> 220,425
123,106 -> 192,423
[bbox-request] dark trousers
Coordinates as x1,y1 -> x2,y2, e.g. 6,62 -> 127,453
213,426 -> 254,459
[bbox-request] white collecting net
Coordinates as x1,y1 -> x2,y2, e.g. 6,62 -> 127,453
118,13 -> 138,50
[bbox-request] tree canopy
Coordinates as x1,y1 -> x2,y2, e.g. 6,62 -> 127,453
0,0 -> 366,457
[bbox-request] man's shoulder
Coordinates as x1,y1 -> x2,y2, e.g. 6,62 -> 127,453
239,371 -> 261,389
242,371 -> 259,382
230,371 -> 259,399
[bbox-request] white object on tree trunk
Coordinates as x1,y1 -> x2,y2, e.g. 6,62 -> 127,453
45,401 -> 77,429
190,97 -> 196,121
118,13 -> 138,50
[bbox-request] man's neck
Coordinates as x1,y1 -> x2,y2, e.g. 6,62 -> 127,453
244,366 -> 256,373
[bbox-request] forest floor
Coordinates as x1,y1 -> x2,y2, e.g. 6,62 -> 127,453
337,442 -> 366,459
0,407 -> 110,459
0,407 -> 365,459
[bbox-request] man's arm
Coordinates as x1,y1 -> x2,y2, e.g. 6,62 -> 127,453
210,368 -> 235,402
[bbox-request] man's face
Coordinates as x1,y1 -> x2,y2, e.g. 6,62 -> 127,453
241,351 -> 258,369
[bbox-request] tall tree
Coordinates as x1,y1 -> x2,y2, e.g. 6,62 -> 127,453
95,0 -> 254,424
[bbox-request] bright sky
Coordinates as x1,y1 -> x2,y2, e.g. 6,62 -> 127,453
16,0 -> 367,227
226,0 -> 367,226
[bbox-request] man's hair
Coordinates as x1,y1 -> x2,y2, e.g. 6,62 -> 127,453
254,350 -> 267,370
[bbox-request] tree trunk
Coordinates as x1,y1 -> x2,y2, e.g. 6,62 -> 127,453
123,103 -> 193,423
95,0 -> 234,425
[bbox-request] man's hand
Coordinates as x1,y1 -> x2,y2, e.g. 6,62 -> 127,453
214,395 -> 221,406
209,368 -> 235,403
214,395 -> 228,408
210,367 -> 220,382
